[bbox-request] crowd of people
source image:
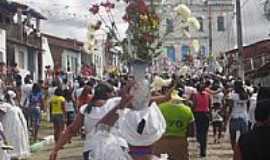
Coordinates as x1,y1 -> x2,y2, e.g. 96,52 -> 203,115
0,61 -> 269,160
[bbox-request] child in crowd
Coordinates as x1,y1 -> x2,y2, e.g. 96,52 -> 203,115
64,90 -> 77,126
212,103 -> 224,143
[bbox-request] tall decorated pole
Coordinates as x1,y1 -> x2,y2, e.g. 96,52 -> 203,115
87,0 -> 200,109
236,0 -> 245,80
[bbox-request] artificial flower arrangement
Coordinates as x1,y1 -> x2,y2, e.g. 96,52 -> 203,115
86,0 -> 201,63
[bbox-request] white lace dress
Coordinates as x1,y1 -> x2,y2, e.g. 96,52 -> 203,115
1,103 -> 30,159
86,102 -> 167,160
0,122 -> 11,160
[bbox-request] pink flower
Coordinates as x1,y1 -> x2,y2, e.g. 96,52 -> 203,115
89,4 -> 100,15
101,1 -> 115,10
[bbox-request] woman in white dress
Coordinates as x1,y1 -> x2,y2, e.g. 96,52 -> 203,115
50,80 -> 169,160
50,82 -> 119,160
0,108 -> 11,160
89,80 -> 167,160
0,90 -> 30,159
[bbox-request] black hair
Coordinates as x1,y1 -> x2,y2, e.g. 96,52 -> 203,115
54,88 -> 62,96
64,89 -> 72,100
24,75 -> 32,84
32,83 -> 41,94
255,87 -> 270,122
85,82 -> 114,113
234,80 -> 248,100
4,91 -> 13,104
51,80 -> 58,87
79,79 -> 85,88
196,83 -> 205,93
205,80 -> 211,88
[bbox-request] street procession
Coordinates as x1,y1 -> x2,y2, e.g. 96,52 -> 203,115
0,0 -> 270,160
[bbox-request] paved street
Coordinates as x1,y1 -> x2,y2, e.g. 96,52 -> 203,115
30,123 -> 233,160
29,137 -> 83,160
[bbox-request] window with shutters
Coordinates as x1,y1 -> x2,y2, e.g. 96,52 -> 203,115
166,18 -> 174,33
197,17 -> 204,32
217,16 -> 225,31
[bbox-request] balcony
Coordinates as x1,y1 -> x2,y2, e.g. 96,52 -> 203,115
1,23 -> 41,50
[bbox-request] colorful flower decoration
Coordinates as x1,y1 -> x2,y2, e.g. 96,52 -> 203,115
187,17 -> 200,31
174,4 -> 191,19
101,1 -> 115,11
89,4 -> 100,15
192,39 -> 200,53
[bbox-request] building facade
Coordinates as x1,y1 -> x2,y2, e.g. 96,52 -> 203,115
0,28 -> 6,62
44,34 -> 82,75
154,0 -> 235,62
0,1 -> 46,80
225,39 -> 270,79
91,35 -> 106,79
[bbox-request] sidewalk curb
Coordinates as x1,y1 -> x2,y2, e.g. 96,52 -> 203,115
30,135 -> 54,152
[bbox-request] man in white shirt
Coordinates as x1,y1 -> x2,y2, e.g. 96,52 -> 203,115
20,76 -> 33,107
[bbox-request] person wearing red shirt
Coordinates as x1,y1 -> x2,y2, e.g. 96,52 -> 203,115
192,83 -> 212,158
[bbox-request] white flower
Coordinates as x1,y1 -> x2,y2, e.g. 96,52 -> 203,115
192,39 -> 200,53
182,30 -> 191,38
187,17 -> 201,31
174,4 -> 192,19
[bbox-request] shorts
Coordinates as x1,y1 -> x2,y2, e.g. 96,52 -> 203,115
229,118 -> 248,141
51,114 -> 65,126
212,121 -> 223,128
66,111 -> 75,126
30,107 -> 41,127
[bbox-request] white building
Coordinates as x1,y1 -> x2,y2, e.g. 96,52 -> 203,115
0,29 -> 6,63
155,0 -> 235,61
241,0 -> 270,45
91,34 -> 106,79
44,34 -> 82,75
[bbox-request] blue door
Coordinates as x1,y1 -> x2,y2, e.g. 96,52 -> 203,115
167,46 -> 176,62
181,45 -> 190,61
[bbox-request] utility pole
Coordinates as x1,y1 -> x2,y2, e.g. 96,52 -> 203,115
208,3 -> 213,56
150,0 -> 154,11
208,1 -> 214,72
236,0 -> 245,80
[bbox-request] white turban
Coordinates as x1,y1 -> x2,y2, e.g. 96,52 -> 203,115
119,103 -> 166,146
7,90 -> 16,99
151,76 -> 172,92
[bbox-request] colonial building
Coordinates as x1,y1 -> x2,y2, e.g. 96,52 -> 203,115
0,1 -> 46,80
225,39 -> 270,85
44,34 -> 83,75
154,0 -> 235,62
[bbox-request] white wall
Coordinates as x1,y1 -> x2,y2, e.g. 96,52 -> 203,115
62,49 -> 81,74
14,45 -> 28,70
14,45 -> 39,81
0,29 -> 6,63
92,36 -> 106,79
241,0 -> 270,46
41,37 -> 54,80
158,0 -> 235,61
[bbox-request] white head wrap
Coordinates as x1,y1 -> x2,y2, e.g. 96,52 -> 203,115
7,90 -> 16,99
120,103 -> 166,146
151,76 -> 172,92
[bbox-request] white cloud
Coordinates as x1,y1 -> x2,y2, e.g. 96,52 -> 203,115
17,0 -> 128,41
